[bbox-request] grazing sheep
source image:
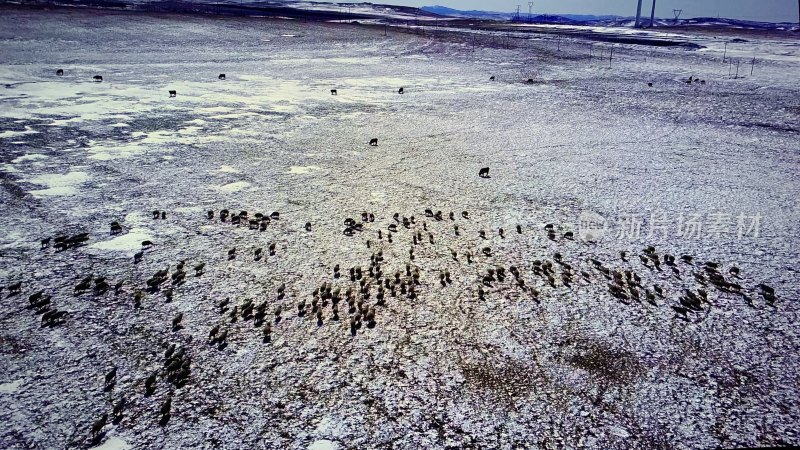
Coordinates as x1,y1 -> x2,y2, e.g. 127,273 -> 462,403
90,414 -> 108,437
112,395 -> 126,420
263,323 -> 272,342
110,221 -> 122,235
41,309 -> 67,327
172,313 -> 183,330
8,281 -> 22,294
105,367 -> 117,385
160,396 -> 172,416
28,290 -> 45,304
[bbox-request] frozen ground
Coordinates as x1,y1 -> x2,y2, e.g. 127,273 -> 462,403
1,8 -> 799,450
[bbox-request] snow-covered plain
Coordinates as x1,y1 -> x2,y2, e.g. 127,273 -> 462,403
0,9 -> 799,450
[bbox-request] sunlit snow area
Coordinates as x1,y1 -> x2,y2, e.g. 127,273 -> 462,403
1,8 -> 799,450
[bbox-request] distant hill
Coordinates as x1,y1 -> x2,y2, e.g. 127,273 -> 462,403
420,6 -> 620,23
419,5 -> 511,20
420,4 -> 796,30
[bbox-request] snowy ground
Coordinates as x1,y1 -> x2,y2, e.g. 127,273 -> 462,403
1,9 -> 799,450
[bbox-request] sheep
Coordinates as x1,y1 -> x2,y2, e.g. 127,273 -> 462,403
160,396 -> 172,416
172,313 -> 183,331
112,395 -> 126,421
110,221 -> 123,235
7,281 -> 22,294
90,414 -> 108,438
105,367 -> 117,385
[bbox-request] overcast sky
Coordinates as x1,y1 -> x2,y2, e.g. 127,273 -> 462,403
363,0 -> 800,23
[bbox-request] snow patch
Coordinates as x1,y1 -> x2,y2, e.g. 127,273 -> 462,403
308,440 -> 339,450
217,181 -> 251,192
608,426 -> 630,438
0,379 -> 23,393
219,165 -> 241,174
28,171 -> 90,197
92,437 -> 131,450
89,228 -> 153,253
0,126 -> 38,138
288,165 -> 321,174
12,153 -> 49,163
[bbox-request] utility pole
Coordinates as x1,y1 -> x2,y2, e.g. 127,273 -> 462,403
634,0 -> 643,28
649,0 -> 657,27
528,2 -> 534,23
